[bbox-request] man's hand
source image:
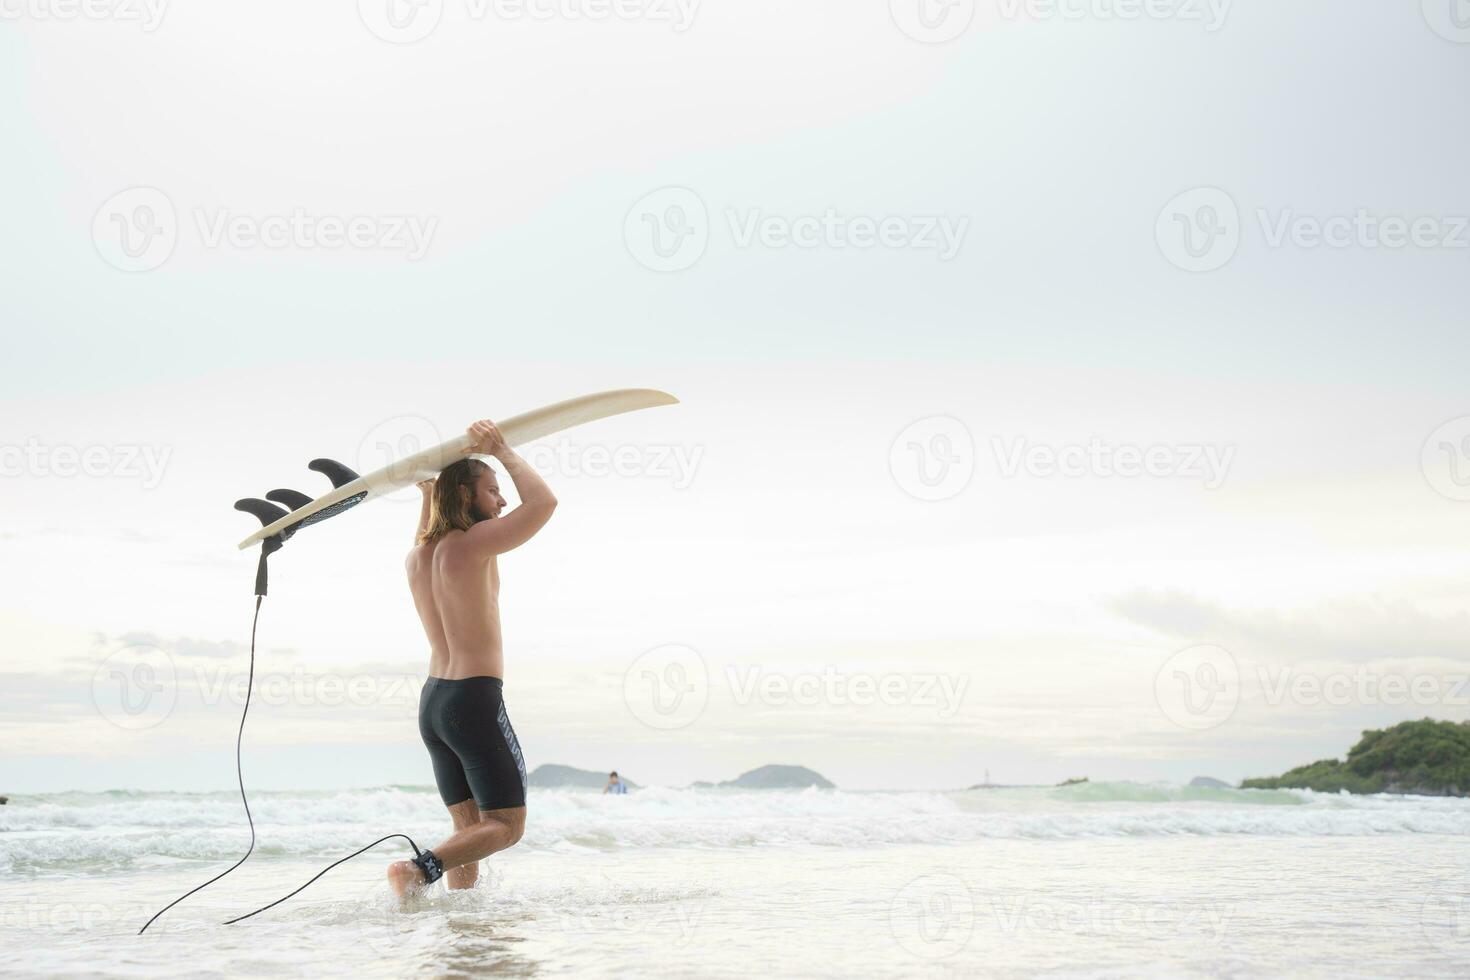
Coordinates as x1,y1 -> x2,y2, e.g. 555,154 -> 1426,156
464,420 -> 509,458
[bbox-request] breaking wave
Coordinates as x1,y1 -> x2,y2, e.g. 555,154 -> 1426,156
3,782 -> 1467,872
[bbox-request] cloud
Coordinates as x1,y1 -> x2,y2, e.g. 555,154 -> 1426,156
1105,590 -> 1470,664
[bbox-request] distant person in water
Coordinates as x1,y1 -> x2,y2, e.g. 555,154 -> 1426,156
603,772 -> 628,795
386,419 -> 557,900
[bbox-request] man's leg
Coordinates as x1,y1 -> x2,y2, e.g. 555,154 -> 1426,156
444,799 -> 482,890
388,806 -> 525,899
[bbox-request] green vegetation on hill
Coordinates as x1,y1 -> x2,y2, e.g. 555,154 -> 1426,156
1243,719 -> 1470,796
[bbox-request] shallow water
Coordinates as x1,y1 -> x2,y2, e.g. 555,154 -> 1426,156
3,785 -> 1468,977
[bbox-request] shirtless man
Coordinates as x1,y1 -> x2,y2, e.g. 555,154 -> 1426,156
387,419 -> 557,898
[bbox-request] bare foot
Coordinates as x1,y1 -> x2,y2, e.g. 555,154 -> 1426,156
387,860 -> 425,902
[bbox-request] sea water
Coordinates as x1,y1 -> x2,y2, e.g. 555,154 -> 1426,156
3,783 -> 1468,977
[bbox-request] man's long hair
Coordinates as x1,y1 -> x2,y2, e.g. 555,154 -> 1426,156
417,458 -> 490,545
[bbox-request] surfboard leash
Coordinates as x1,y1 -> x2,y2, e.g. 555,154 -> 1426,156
136,593 -> 264,935
138,459 -> 425,934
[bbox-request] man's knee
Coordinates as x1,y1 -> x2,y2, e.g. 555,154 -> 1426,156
479,809 -> 525,847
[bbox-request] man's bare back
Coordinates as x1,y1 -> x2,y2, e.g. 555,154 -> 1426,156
405,420 -> 557,680
406,533 -> 505,679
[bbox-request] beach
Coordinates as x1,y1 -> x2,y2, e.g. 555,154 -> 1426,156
4,783 -> 1467,978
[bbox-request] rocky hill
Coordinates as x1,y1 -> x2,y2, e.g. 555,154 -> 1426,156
1242,719 -> 1470,796
528,764 -> 639,790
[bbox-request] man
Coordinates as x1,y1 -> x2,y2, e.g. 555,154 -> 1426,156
603,771 -> 628,795
387,419 -> 557,898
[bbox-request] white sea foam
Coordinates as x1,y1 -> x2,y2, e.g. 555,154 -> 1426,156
3,783 -> 1467,872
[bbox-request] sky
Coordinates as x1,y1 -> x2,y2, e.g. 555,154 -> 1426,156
2,1 -> 1469,793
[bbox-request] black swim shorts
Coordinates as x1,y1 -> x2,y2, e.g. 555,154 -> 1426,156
418,676 -> 528,811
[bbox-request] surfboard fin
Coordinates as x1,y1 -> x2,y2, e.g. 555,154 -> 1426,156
308,458 -> 360,489
234,498 -> 290,528
265,489 -> 314,511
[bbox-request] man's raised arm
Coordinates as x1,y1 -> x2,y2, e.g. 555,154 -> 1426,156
466,420 -> 558,556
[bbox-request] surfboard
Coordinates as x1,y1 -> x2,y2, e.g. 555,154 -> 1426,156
234,388 -> 678,551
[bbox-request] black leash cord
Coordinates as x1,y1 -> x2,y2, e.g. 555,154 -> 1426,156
222,833 -> 422,925
139,558 -> 426,933
137,595 -> 264,935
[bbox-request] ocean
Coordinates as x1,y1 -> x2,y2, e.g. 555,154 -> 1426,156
3,783 -> 1468,978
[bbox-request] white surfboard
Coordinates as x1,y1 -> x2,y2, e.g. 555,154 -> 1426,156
236,388 -> 678,550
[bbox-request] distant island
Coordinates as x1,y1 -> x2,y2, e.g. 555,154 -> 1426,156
1243,719 -> 1470,797
528,763 -> 836,790
528,764 -> 639,790
692,765 -> 835,790
967,777 -> 1088,790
